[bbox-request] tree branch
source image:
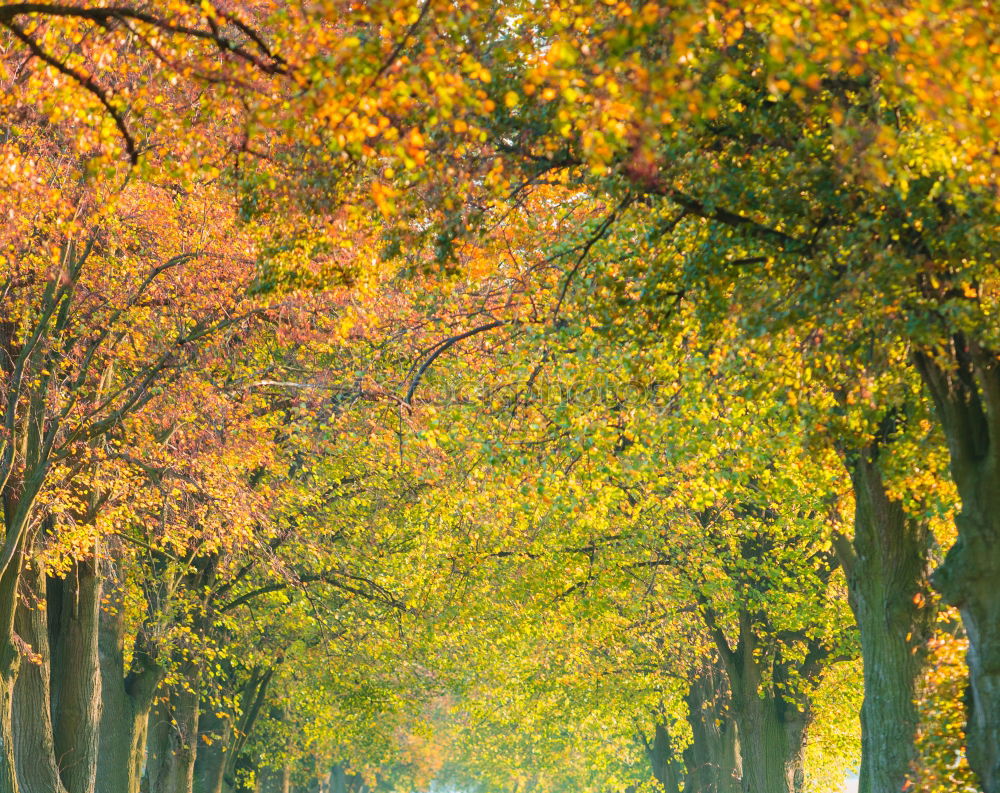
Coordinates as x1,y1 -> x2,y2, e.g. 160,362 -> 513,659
404,320 -> 506,405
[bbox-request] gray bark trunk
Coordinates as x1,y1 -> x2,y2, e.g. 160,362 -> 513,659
683,667 -> 741,793
915,343 -> 1000,792
647,723 -> 683,793
146,696 -> 170,793
0,648 -> 16,793
0,504 -> 27,793
10,558 -> 101,793
648,668 -> 742,793
222,668 -> 274,789
165,684 -> 201,793
842,453 -> 934,793
257,766 -> 290,793
95,576 -> 160,793
12,565 -> 67,793
327,767 -> 346,793
0,566 -> 18,793
193,702 -> 231,793
147,680 -> 201,793
49,561 -> 102,793
714,614 -> 812,793
730,691 -> 806,793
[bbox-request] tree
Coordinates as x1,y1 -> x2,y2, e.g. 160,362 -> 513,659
2,3 -> 993,793
317,4 -> 995,787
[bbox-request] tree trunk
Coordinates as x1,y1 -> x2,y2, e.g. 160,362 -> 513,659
257,766 -> 291,793
717,615 -> 811,793
10,558 -> 102,793
839,452 -> 934,793
96,541 -> 163,793
12,565 -> 67,793
327,767 -> 346,793
193,701 -> 231,793
729,690 -> 807,793
165,684 -> 201,793
97,687 -> 150,793
146,696 -> 170,793
647,723 -> 683,793
219,667 -> 275,792
683,667 -> 741,793
228,755 -> 254,792
97,665 -> 152,793
0,521 -> 24,793
0,648 -> 17,793
49,561 -> 103,793
147,681 -> 201,793
915,343 -> 1000,792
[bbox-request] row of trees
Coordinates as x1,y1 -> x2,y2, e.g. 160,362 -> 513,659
0,2 -> 996,793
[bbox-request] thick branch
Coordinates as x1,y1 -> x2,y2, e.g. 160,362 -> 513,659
404,320 -> 506,405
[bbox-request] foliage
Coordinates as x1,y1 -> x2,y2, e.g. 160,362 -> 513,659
911,611 -> 980,793
0,3 -> 992,793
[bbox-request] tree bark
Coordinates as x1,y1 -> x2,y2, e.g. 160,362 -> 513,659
165,683 -> 201,793
147,679 -> 202,793
838,452 -> 934,793
712,613 -> 813,793
12,565 -> 67,793
223,668 -> 274,789
915,342 -> 1000,792
9,556 -> 102,793
327,767 -> 346,793
146,696 -> 171,793
193,701 -> 232,793
195,665 -> 274,793
48,560 -> 103,793
0,646 -> 17,793
95,600 -> 160,793
729,690 -> 807,793
647,664 -> 743,793
683,667 -> 741,793
257,766 -> 290,793
647,722 -> 683,793
96,659 -> 153,793
0,517 -> 26,793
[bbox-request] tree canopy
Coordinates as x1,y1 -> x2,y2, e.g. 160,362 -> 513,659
0,3 -> 996,793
